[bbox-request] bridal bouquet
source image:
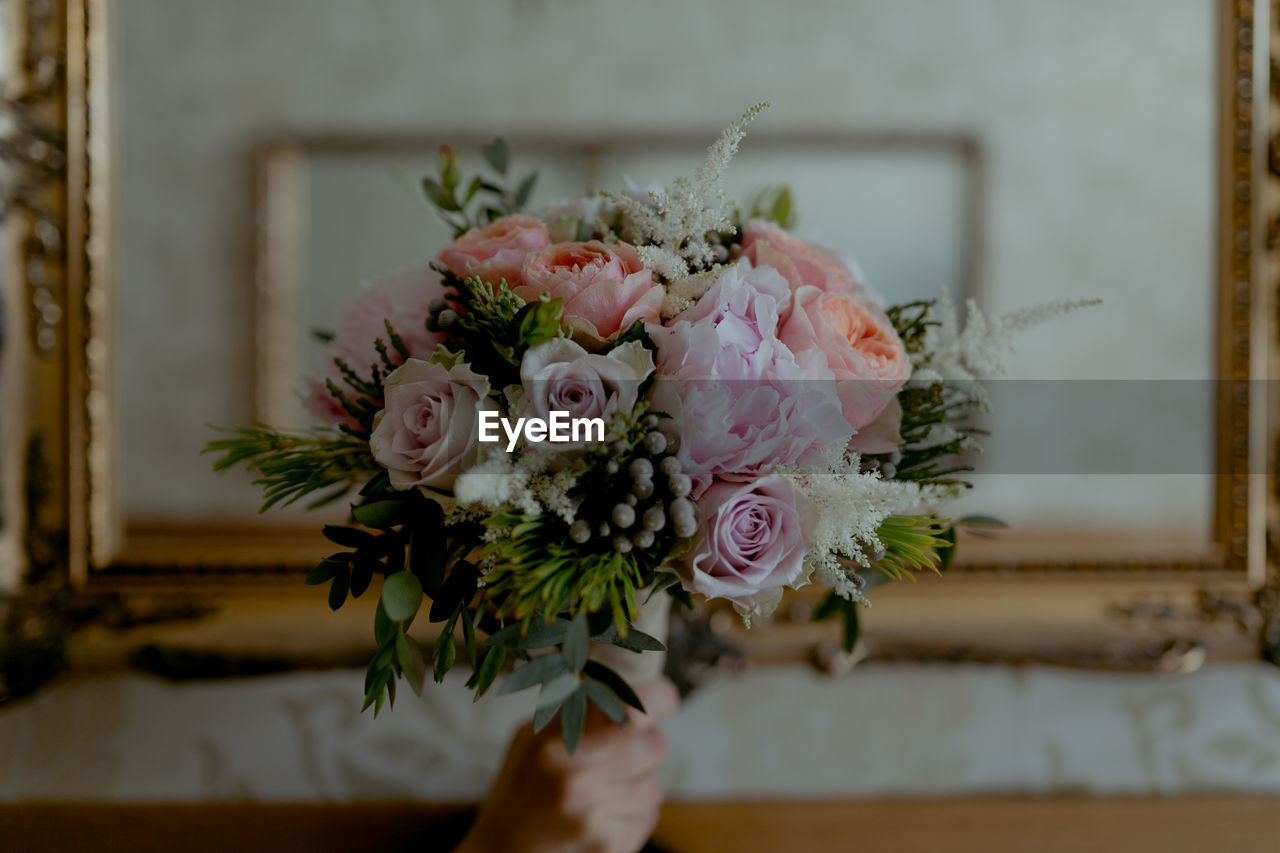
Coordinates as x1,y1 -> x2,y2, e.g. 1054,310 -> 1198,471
208,105 -> 1087,751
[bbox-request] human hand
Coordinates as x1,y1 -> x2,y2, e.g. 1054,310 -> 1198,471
455,677 -> 679,853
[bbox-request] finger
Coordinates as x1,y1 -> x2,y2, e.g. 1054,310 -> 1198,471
579,676 -> 679,739
573,725 -> 670,774
626,677 -> 679,729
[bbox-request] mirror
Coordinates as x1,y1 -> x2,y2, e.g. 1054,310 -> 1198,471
8,0 -> 1268,654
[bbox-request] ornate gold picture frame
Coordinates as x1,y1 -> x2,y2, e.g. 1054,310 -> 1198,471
2,0 -> 1277,667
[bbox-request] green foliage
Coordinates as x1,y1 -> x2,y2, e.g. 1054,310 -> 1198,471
885,299 -> 985,490
744,184 -> 796,229
872,514 -> 953,580
204,425 -> 379,512
434,273 -> 563,388
423,139 -> 539,237
480,510 -> 649,634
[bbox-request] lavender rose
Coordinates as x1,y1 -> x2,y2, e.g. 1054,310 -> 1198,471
369,358 -> 492,491
518,338 -> 654,449
683,473 -> 814,615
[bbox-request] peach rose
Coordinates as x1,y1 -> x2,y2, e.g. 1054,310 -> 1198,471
516,240 -> 663,347
437,214 -> 550,287
780,285 -> 910,453
741,218 -> 861,294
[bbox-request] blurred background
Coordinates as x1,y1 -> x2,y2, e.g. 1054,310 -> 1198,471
1,0 -> 1278,845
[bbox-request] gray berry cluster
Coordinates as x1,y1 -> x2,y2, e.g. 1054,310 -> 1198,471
568,414 -> 699,554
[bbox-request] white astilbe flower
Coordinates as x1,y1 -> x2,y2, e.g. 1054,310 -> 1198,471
607,103 -> 768,281
660,266 -> 726,319
914,290 -> 1101,385
453,444 -> 582,525
780,454 -> 960,603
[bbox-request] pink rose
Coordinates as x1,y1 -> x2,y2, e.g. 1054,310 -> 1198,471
369,358 -> 492,491
683,473 -> 813,615
303,263 -> 446,426
648,263 -> 851,492
741,219 -> 861,294
779,286 -> 910,453
437,214 -> 550,287
517,241 -> 663,347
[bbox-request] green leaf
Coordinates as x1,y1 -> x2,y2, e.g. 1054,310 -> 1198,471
532,699 -> 560,734
608,627 -> 665,654
514,172 -> 538,209
958,515 -> 1009,529
381,571 -> 424,622
362,667 -> 390,712
328,566 -> 350,611
374,600 -> 396,648
466,645 -> 506,699
498,653 -> 569,695
323,525 -> 376,549
582,661 -> 644,713
563,611 -> 589,673
488,618 -> 569,650
560,687 -> 586,755
352,500 -> 411,529
422,177 -> 460,212
433,631 -> 456,683
460,607 -> 477,663
349,561 -> 373,599
482,137 -> 509,174
305,556 -> 346,586
584,679 -> 627,725
395,630 -> 426,696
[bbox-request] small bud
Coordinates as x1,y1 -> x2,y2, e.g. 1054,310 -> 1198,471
644,432 -> 668,455
644,414 -> 660,429
437,308 -> 459,329
887,449 -> 903,466
659,456 -> 682,477
642,505 -> 666,532
628,458 -> 654,481
598,522 -> 612,538
879,462 -> 897,480
613,535 -> 634,554
428,298 -> 447,315
612,504 -> 636,529
667,473 -> 692,498
606,461 -> 619,474
633,529 -> 655,549
612,440 -> 629,455
632,479 -> 654,499
626,493 -> 638,506
868,544 -> 887,563
569,519 -> 592,544
674,514 -> 698,538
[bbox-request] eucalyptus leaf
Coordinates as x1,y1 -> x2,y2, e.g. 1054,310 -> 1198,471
381,571 -> 423,622
305,556 -> 346,586
374,600 -> 396,648
563,612 -> 589,673
327,566 -> 350,611
482,137 -> 509,174
395,630 -> 427,696
499,653 -> 569,695
560,687 -> 586,755
488,618 -> 569,650
537,672 -> 581,711
322,525 -> 376,549
466,645 -> 506,699
584,679 -> 627,725
433,632 -> 456,683
352,500 -> 411,529
582,661 -> 644,712
514,172 -> 538,209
